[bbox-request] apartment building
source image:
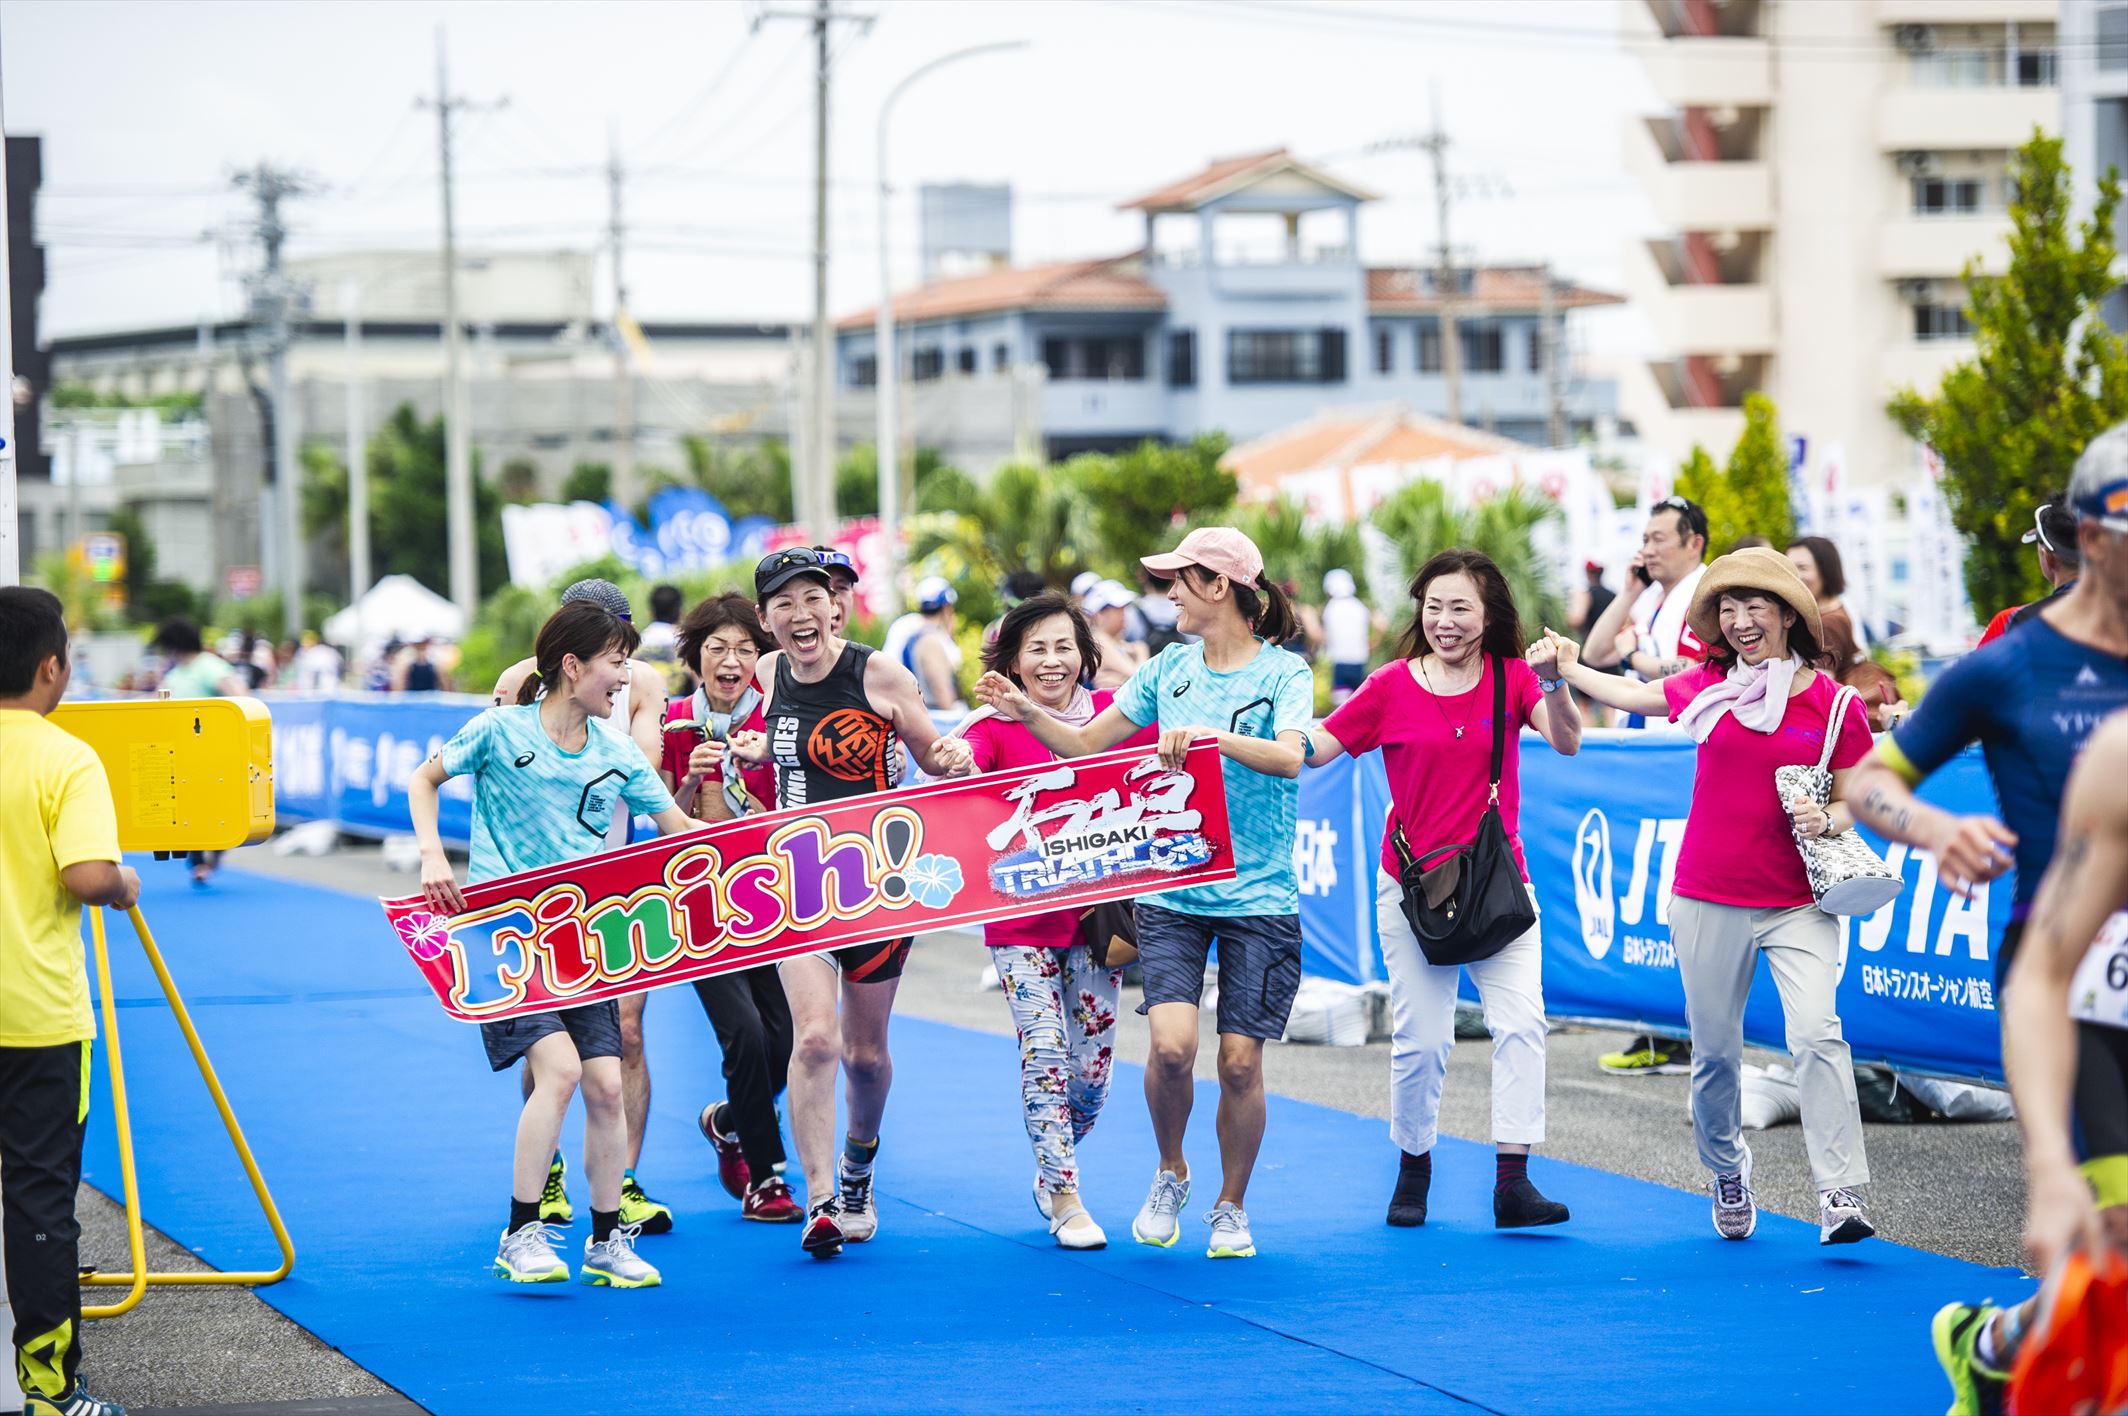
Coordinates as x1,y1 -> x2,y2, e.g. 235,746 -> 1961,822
1622,0 -> 2059,482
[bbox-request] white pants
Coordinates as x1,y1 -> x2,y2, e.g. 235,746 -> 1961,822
1669,896 -> 1870,1191
1375,869 -> 1547,1154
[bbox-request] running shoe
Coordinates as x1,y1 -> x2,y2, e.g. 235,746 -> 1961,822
1930,1301 -> 2009,1416
1204,1202 -> 1256,1259
1050,1207 -> 1108,1250
538,1153 -> 573,1225
1598,1034 -> 1693,1075
700,1100 -> 750,1199
1818,1186 -> 1875,1246
23,1379 -> 127,1416
801,1198 -> 845,1259
1131,1169 -> 1191,1249
493,1220 -> 570,1283
838,1159 -> 878,1242
743,1174 -> 801,1222
1033,1174 -> 1054,1221
581,1222 -> 661,1288
1711,1151 -> 1756,1241
619,1172 -> 673,1235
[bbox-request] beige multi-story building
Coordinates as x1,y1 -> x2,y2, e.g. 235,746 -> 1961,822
1621,0 -> 2059,482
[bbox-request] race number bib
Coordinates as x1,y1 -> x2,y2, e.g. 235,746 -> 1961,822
2069,911 -> 2128,1031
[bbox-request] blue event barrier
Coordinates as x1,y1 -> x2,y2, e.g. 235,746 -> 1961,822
1291,729 -> 2007,1083
268,701 -> 2005,1080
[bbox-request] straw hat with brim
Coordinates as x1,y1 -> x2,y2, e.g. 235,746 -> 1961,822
1686,547 -> 1823,653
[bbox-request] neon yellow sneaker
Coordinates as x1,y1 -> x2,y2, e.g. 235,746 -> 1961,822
619,1171 -> 673,1235
24,1379 -> 127,1415
1598,1034 -> 1693,1076
581,1223 -> 661,1288
493,1221 -> 569,1283
1930,1301 -> 2008,1416
539,1153 -> 573,1225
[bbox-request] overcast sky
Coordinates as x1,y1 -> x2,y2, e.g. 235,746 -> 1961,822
2,0 -> 1660,341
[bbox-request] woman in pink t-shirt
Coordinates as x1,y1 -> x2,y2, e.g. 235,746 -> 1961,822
1308,550 -> 1583,1232
654,592 -> 799,1224
1554,547 -> 1876,1248
962,592 -> 1153,1250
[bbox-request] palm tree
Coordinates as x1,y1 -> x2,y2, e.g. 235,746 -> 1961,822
1369,480 -> 1566,632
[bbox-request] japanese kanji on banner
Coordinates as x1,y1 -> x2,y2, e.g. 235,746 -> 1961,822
382,740 -> 1237,1023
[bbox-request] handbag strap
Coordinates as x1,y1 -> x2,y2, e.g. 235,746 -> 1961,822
1817,682 -> 1859,772
1486,653 -> 1507,803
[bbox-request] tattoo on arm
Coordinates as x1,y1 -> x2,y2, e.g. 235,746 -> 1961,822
1657,657 -> 1687,678
1860,787 -> 1911,835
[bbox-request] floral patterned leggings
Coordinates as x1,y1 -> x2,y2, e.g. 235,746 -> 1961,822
993,944 -> 1121,1196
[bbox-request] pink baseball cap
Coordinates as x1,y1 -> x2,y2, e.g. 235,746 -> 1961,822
1141,527 -> 1264,589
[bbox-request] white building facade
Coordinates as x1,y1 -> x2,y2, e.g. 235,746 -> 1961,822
1621,0 -> 2060,484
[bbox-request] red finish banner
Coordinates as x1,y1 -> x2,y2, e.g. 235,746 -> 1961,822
382,740 -> 1236,1023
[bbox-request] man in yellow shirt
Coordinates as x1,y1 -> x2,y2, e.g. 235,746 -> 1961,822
1,587 -> 139,1416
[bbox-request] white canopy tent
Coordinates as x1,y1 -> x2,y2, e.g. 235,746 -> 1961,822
322,573 -> 465,649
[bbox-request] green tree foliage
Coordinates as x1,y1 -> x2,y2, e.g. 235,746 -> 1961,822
1199,495 -> 1365,600
299,403 -> 509,600
49,384 -> 204,417
498,458 -> 541,504
680,436 -> 793,524
1889,130 -> 2128,613
1068,435 -> 1237,576
1368,479 -> 1566,637
102,506 -> 205,624
560,461 -> 612,504
1673,392 -> 1793,554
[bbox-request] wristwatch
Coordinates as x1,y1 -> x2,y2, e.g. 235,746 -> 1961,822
1537,676 -> 1564,695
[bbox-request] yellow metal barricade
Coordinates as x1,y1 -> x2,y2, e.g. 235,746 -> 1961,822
49,698 -> 294,1317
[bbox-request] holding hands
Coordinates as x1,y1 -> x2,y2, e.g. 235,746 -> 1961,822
929,734 -> 979,778
974,670 -> 1034,723
726,729 -> 770,765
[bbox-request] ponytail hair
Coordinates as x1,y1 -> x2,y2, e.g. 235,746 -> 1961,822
1178,565 -> 1298,645
516,600 -> 640,706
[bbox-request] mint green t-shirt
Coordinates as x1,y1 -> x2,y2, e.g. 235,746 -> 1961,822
1112,638 -> 1313,917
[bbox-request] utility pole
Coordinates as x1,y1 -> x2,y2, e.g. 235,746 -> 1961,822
607,122 -> 637,512
758,0 -> 872,539
1540,262 -> 1567,448
1373,91 -> 1464,427
343,277 -> 369,641
0,129 -> 17,589
421,28 -> 504,624
235,161 -> 316,639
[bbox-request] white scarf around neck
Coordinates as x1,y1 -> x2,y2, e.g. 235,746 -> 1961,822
1674,654 -> 1805,742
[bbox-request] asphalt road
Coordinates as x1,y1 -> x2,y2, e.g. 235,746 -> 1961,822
43,840 -> 2026,1414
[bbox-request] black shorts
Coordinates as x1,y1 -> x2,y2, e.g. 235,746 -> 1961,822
1135,904 -> 1302,1040
816,937 -> 913,983
1331,660 -> 1368,693
480,1000 -> 624,1073
2074,1022 -> 2128,1192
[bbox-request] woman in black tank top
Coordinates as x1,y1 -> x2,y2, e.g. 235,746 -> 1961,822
731,548 -> 975,1259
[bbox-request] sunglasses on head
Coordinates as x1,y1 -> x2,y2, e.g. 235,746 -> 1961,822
758,547 -> 822,573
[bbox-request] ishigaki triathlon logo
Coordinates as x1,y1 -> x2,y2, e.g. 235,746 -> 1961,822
986,757 -> 1215,899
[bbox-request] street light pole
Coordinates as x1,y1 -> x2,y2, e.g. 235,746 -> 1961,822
874,40 -> 1026,619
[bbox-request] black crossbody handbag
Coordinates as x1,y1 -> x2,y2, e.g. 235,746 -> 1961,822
1387,655 -> 1536,966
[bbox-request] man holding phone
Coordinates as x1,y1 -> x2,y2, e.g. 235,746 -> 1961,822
1577,495 -> 1712,1078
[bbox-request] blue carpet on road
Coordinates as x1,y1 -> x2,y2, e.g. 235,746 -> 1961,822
80,860 -> 2025,1414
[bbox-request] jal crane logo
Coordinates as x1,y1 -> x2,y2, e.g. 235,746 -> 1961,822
1572,807 -> 1615,961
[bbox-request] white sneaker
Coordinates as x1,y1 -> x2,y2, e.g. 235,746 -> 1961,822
1205,1201 -> 1256,1259
581,1222 -> 661,1288
1711,1149 -> 1757,1241
1050,1208 -> 1107,1250
839,1160 -> 878,1242
1132,1168 -> 1191,1248
1819,1186 -> 1875,1245
1032,1174 -> 1054,1221
493,1221 -> 569,1283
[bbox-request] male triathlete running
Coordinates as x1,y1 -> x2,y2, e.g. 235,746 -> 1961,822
1847,427 -> 2128,1413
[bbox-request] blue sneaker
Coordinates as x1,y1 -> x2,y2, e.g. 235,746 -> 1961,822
24,1379 -> 127,1415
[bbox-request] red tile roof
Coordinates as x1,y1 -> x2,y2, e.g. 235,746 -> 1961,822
1366,266 -> 1622,313
1223,407 -> 1533,520
836,255 -> 1163,330
1117,148 -> 1380,212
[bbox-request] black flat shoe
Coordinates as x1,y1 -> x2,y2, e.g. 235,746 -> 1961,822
1387,1167 -> 1430,1228
1493,1176 -> 1569,1228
